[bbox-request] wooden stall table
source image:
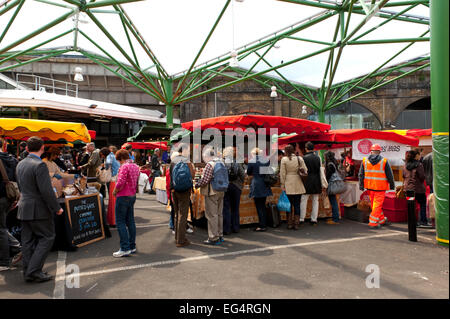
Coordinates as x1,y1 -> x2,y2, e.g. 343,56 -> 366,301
191,185 -> 333,225
153,176 -> 168,205
340,181 -> 364,207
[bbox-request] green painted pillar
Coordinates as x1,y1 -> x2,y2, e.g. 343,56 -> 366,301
163,79 -> 174,129
431,0 -> 449,246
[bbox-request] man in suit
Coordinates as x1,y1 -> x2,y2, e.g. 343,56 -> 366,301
16,136 -> 63,283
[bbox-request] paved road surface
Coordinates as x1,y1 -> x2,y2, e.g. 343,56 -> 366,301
0,193 -> 448,299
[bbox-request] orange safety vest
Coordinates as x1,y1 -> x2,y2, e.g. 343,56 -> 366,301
363,157 -> 389,191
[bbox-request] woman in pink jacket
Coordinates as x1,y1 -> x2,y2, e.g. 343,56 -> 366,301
112,149 -> 140,258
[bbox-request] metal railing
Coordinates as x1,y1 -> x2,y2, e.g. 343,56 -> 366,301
15,73 -> 78,97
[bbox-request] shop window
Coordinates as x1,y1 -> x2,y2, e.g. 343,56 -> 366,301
393,97 -> 431,129
308,102 -> 382,129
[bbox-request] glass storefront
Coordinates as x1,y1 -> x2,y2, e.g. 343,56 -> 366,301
308,102 -> 382,130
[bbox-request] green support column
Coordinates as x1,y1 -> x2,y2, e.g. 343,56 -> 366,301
163,79 -> 174,129
431,0 -> 449,246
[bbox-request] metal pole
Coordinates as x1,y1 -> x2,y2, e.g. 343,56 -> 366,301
430,0 -> 449,246
406,191 -> 417,242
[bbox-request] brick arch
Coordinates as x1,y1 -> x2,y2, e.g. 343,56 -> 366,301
327,100 -> 383,128
228,103 -> 273,116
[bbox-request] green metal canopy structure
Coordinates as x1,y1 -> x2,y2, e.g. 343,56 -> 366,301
0,0 -> 447,245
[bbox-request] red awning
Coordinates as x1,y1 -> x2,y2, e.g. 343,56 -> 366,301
279,128 -> 419,146
181,115 -> 331,135
406,129 -> 432,138
121,142 -> 168,151
88,130 -> 96,140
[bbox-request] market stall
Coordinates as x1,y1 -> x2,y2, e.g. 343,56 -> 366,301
0,118 -> 109,250
182,115 -> 332,224
279,128 -> 420,205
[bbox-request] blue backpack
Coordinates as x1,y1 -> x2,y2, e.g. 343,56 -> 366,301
172,161 -> 193,192
211,160 -> 229,192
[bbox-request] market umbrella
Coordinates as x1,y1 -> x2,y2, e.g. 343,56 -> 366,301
0,118 -> 91,143
181,115 -> 331,135
279,128 -> 420,146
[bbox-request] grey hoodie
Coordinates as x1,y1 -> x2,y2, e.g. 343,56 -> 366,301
358,154 -> 395,191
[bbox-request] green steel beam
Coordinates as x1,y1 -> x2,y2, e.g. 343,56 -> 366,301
286,36 -> 333,46
0,0 -> 21,16
0,9 -> 75,55
171,10 -> 337,81
352,3 -> 420,41
325,62 -> 430,110
84,0 -> 143,10
430,0 -> 449,246
176,43 -> 337,104
353,0 -> 428,9
80,50 -> 161,101
243,41 -> 277,77
84,9 -> 164,101
329,29 -> 430,103
178,47 -> 263,99
77,30 -> 160,99
0,49 -> 70,72
173,0 -> 231,101
114,4 -> 169,79
0,29 -> 74,64
34,0 -> 74,9
254,52 -> 318,108
276,0 -> 339,10
61,0 -> 81,6
348,37 -> 430,45
0,0 -> 24,44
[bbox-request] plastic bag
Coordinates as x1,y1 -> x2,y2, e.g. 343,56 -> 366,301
277,191 -> 291,213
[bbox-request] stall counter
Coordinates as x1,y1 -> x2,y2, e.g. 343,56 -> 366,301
192,185 -> 333,225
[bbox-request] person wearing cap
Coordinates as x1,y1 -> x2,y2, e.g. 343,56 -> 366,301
358,144 -> 395,229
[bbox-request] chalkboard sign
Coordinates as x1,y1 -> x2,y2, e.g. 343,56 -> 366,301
65,194 -> 105,247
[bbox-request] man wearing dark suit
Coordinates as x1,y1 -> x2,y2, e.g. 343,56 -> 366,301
16,136 -> 63,283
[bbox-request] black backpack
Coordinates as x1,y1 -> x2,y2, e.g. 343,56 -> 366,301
227,162 -> 239,182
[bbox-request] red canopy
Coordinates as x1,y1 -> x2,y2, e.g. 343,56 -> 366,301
279,128 -> 419,146
406,129 -> 432,138
182,115 -> 331,135
122,142 -> 168,151
88,130 -> 96,140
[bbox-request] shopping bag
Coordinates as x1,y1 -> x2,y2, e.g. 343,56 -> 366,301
320,167 -> 328,189
277,191 -> 291,213
321,191 -> 331,209
357,190 -> 372,213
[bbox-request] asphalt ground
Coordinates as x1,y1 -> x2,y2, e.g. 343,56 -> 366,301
0,193 -> 448,299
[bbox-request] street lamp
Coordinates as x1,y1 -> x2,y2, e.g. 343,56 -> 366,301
270,86 -> 277,98
74,67 -> 84,82
229,50 -> 239,67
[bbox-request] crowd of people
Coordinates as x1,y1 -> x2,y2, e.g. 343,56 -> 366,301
0,136 -> 434,283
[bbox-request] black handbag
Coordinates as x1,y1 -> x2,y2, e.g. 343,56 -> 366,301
266,203 -> 281,228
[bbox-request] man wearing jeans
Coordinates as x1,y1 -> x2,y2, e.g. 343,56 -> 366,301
112,149 -> 140,257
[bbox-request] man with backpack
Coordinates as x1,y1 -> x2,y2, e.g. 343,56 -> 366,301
222,146 -> 246,235
195,147 -> 229,245
170,144 -> 195,248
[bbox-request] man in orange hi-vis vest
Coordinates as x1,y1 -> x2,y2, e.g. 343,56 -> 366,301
358,144 -> 396,229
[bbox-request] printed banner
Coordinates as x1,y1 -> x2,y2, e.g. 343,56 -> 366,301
352,139 -> 409,166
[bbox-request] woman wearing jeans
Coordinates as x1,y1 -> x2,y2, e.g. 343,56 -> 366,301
112,149 -> 140,258
324,151 -> 340,224
247,148 -> 272,232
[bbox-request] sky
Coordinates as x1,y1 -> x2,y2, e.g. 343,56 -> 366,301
0,0 -> 430,88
